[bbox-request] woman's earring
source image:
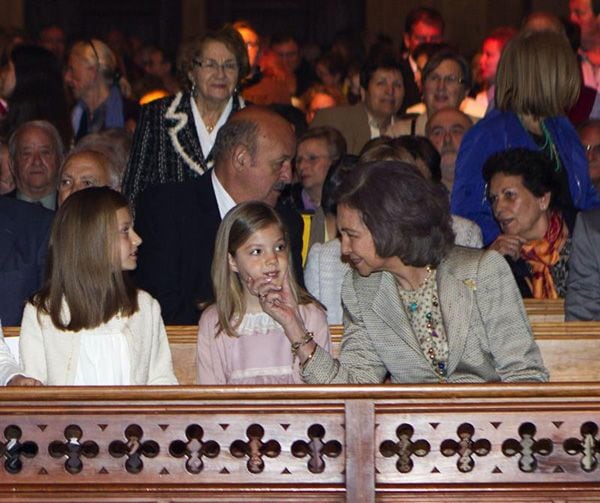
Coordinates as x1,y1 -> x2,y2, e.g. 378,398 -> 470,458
191,82 -> 197,98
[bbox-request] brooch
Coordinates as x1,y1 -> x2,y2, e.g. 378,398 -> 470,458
463,279 -> 477,291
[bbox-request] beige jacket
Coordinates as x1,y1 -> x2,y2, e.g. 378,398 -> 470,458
20,290 -> 177,385
302,247 -> 548,384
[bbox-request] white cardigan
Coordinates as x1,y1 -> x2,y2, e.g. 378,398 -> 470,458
19,290 -> 178,385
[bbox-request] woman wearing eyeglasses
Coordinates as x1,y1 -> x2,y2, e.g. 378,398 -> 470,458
451,30 -> 600,247
291,127 -> 346,254
65,39 -> 135,143
123,25 -> 248,206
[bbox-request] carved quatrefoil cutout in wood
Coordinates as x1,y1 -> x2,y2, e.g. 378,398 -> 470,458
0,425 -> 38,474
441,423 -> 491,472
108,424 -> 159,474
291,423 -> 342,473
49,424 -> 99,474
169,424 -> 220,474
230,424 -> 280,474
502,422 -> 552,472
380,423 -> 430,473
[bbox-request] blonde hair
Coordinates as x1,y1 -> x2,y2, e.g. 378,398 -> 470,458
33,187 -> 138,331
211,201 -> 320,338
495,30 -> 580,117
70,39 -> 118,89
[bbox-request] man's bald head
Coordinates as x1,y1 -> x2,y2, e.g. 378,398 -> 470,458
213,106 -> 296,206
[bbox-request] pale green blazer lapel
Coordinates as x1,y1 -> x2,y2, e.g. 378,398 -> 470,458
437,257 -> 475,376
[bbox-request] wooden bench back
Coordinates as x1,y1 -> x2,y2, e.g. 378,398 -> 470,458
5,320 -> 600,384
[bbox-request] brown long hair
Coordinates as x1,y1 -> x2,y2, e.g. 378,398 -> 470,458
211,201 -> 322,338
32,187 -> 138,331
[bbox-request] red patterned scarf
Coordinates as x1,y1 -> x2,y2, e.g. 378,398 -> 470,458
520,211 -> 568,299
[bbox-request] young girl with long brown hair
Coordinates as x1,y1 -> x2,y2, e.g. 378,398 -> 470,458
19,187 -> 177,385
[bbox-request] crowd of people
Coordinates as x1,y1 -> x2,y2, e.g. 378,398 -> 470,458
2,3 -> 600,387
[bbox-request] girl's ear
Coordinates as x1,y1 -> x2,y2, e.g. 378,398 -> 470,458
228,252 -> 239,273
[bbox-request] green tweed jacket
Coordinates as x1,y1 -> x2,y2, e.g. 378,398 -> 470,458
302,246 -> 548,384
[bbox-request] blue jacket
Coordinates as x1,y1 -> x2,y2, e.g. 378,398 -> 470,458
451,110 -> 600,245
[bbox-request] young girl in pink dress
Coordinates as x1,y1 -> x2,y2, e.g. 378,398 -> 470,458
19,187 -> 177,385
196,201 -> 330,384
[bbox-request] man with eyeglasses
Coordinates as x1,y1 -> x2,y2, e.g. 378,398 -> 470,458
577,119 -> 600,192
388,49 -> 476,138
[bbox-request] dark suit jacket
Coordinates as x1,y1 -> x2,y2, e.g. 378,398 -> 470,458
0,196 -> 53,325
134,172 -> 304,325
399,58 -> 421,113
122,91 -> 242,206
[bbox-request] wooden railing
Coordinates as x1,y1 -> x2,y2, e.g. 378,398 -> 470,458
0,385 -> 599,501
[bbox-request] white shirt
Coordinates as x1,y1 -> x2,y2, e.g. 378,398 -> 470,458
190,95 -> 246,165
74,329 -> 131,385
211,169 -> 236,219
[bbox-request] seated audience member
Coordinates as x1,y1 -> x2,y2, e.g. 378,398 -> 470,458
311,54 -> 405,154
235,20 -> 292,106
292,127 -> 346,254
134,106 -> 303,325
388,49 -> 474,137
37,24 -> 66,62
6,120 -> 63,210
122,25 -> 248,206
483,148 -> 574,299
0,142 -> 15,194
65,39 -> 136,141
569,0 -> 600,93
409,42 -> 450,94
566,208 -> 600,320
270,34 -> 317,98
0,196 -> 52,325
58,147 -> 120,206
425,108 -> 473,192
0,44 -> 72,149
197,202 -> 330,384
465,27 -> 516,118
19,187 -> 177,385
399,6 -> 445,111
77,127 -> 133,177
304,155 -> 358,324
139,45 -> 181,97
452,30 -> 600,246
303,84 -> 345,124
577,119 -> 600,192
265,161 -> 548,383
0,321 -> 41,386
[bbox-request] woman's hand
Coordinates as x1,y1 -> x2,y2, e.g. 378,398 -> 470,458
249,274 -> 303,330
488,234 -> 526,261
7,375 -> 43,386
